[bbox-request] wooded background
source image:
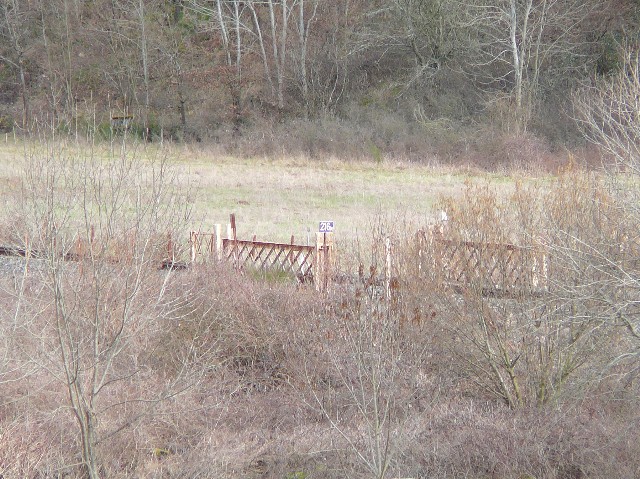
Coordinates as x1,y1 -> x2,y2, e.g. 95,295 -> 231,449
1,0 -> 636,163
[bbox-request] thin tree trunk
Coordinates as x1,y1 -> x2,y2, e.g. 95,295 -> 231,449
278,0 -> 288,109
233,0 -> 242,133
18,58 -> 28,129
248,2 -> 276,98
64,0 -> 75,122
299,0 -> 307,105
138,0 -> 150,140
3,0 -> 30,129
267,0 -> 283,108
215,0 -> 232,67
509,0 -> 521,111
40,8 -> 60,124
297,0 -> 318,117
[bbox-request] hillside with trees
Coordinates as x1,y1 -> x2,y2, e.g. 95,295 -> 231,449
1,0 -> 638,163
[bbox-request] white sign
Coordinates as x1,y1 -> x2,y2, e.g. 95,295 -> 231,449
319,221 -> 335,232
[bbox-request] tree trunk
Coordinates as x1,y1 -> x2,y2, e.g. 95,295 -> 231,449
509,0 -> 522,111
298,0 -> 318,117
18,58 -> 28,129
249,2 -> 276,98
139,0 -> 150,140
77,406 -> 100,479
278,0 -> 288,109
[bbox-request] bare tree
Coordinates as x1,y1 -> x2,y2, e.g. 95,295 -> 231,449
135,0 -> 151,137
265,0 -> 289,109
464,0 -> 595,132
574,48 -> 640,173
247,1 -> 277,99
430,179 -> 629,407
295,0 -> 318,111
13,141 -> 213,478
306,229 -> 432,479
187,0 -> 323,116
246,0 -> 295,110
358,0 -> 468,79
186,0 -> 250,129
0,0 -> 35,129
573,47 -> 640,375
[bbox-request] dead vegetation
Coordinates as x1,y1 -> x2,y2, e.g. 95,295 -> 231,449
0,137 -> 639,479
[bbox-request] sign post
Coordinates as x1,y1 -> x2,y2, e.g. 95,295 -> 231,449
316,221 -> 335,293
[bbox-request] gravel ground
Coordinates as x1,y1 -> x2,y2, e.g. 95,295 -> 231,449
0,256 -> 54,285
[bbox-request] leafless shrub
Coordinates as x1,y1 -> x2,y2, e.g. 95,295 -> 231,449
422,170 -> 640,409
290,219 -> 448,479
0,140 -> 211,479
574,47 -> 640,173
395,397 -> 640,478
2,141 -> 640,477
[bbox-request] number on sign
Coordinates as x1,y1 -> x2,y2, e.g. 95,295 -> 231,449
319,221 -> 335,232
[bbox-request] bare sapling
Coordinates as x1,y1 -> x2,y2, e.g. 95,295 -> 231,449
305,223 -> 433,479
9,139 -> 213,478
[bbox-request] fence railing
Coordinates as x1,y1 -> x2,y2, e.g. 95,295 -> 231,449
416,228 -> 549,296
189,221 -> 335,290
0,217 -> 548,297
221,238 -> 314,279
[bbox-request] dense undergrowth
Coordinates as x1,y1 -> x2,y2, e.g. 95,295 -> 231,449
1,149 -> 639,478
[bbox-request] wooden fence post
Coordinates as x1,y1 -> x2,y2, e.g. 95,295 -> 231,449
190,231 -> 196,263
226,222 -> 233,263
230,213 -> 238,268
215,224 -> 222,261
385,237 -> 392,301
315,233 -> 323,292
167,232 -> 174,263
316,232 -> 334,293
210,227 -> 215,255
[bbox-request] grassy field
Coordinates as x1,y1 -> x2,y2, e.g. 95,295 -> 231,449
0,138 -> 524,246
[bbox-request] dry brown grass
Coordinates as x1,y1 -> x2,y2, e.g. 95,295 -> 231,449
1,139 -> 639,478
1,249 -> 640,478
